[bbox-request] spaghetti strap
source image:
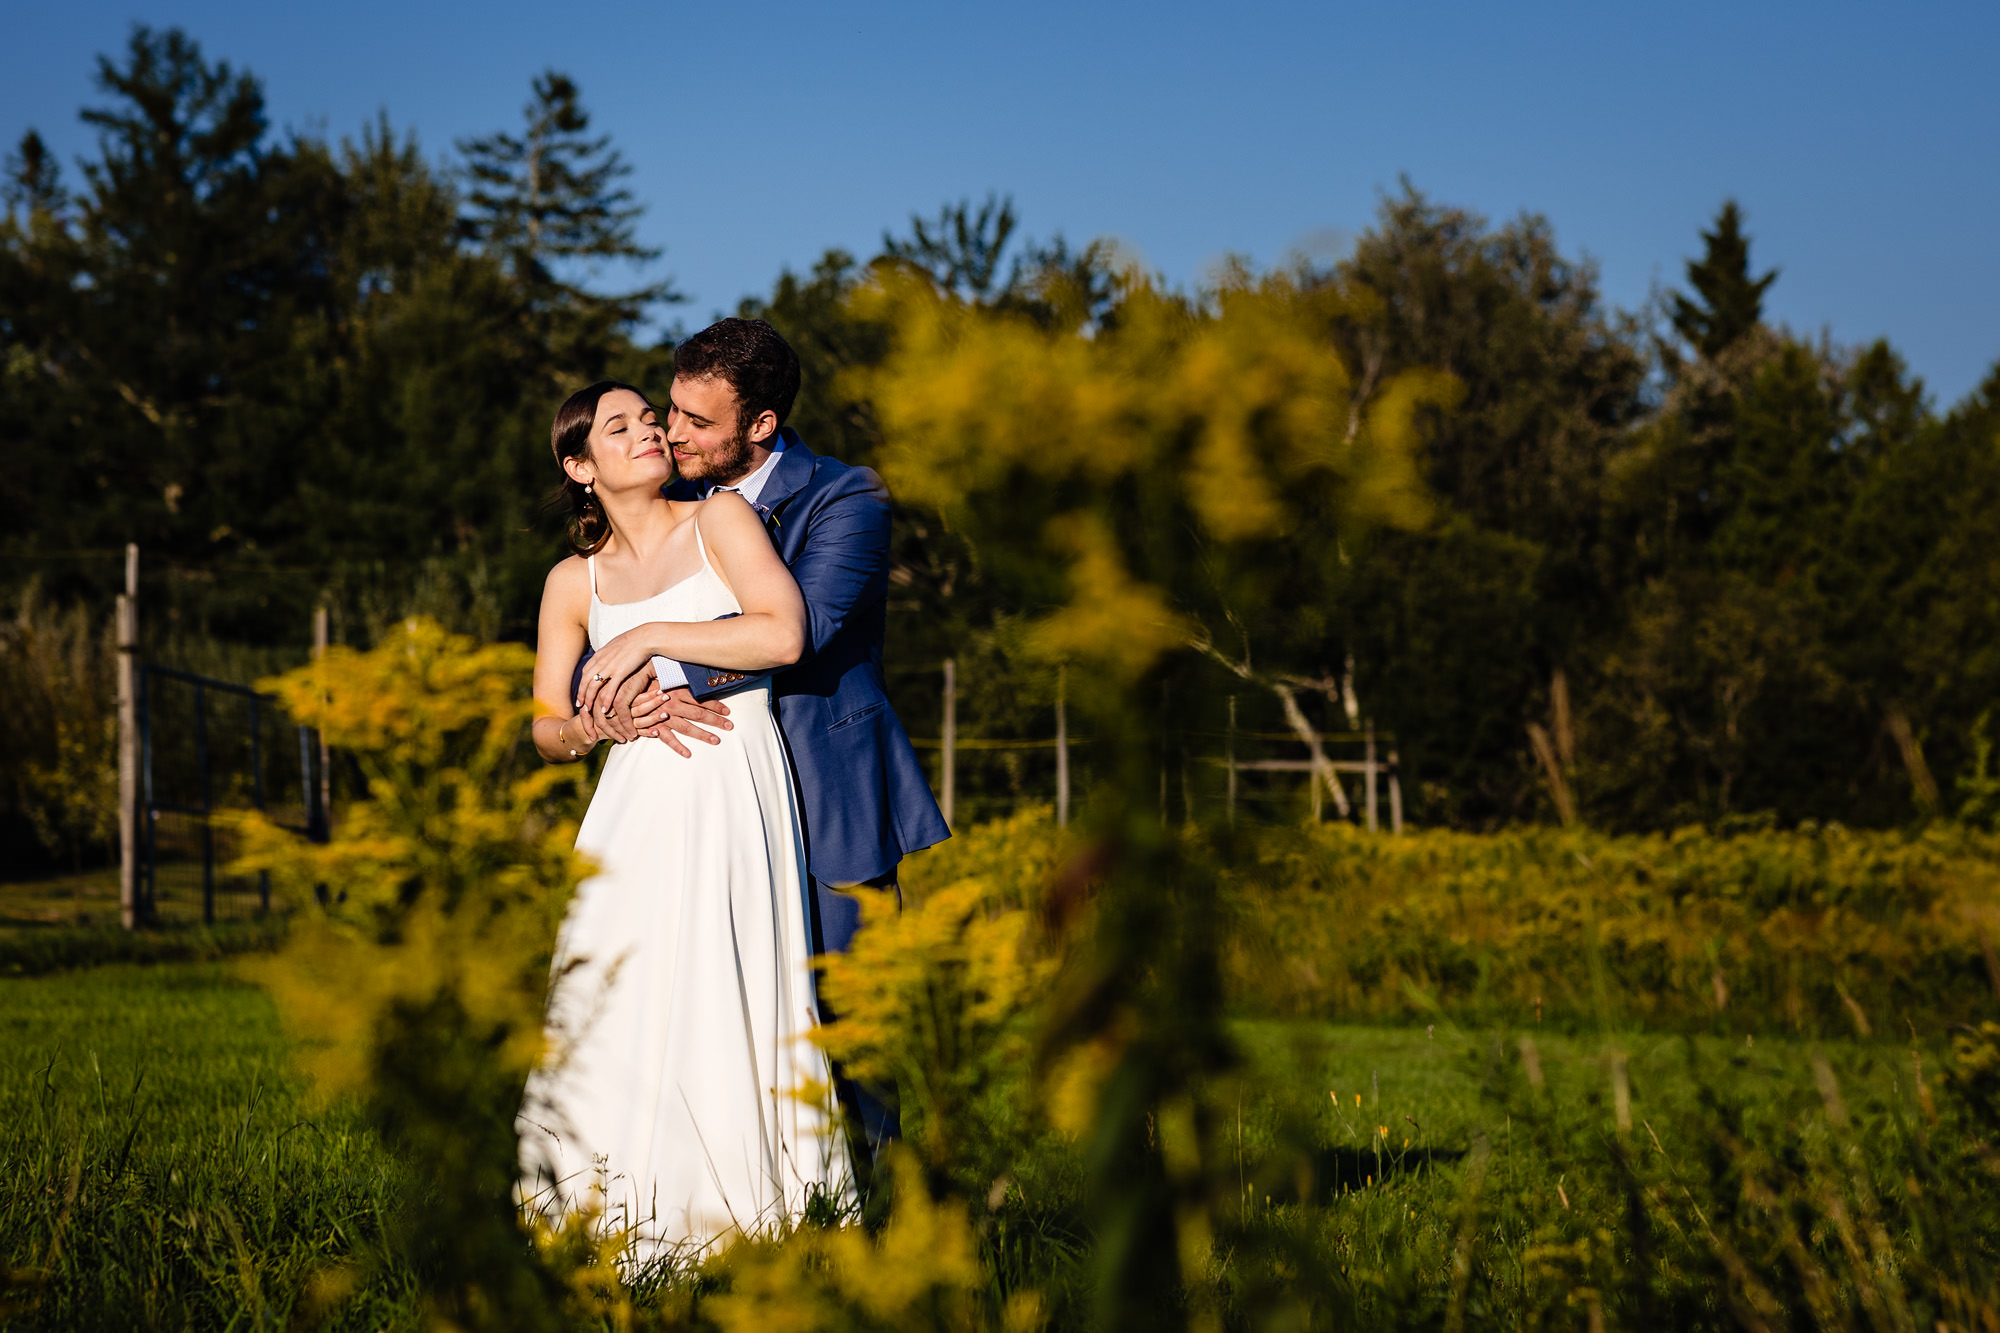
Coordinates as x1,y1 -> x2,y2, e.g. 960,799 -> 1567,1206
691,513 -> 712,573
586,554 -> 598,600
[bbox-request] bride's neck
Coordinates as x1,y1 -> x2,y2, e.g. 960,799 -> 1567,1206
597,490 -> 679,561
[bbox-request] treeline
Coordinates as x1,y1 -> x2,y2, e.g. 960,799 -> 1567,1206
0,28 -> 673,645
5,26 -> 1999,872
746,194 -> 2000,835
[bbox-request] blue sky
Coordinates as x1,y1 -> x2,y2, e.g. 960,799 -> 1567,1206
6,0 -> 1998,405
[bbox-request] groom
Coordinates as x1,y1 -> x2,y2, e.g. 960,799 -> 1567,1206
577,317 -> 948,1146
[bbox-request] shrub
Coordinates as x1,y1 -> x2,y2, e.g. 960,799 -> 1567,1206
230,617 -> 590,1330
1223,820 -> 2000,1032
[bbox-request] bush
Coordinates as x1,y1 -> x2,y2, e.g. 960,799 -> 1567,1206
1223,820 -> 2000,1032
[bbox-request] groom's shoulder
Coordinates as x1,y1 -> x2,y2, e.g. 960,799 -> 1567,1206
794,443 -> 888,505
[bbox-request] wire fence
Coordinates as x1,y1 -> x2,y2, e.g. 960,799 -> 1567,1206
138,665 -> 322,925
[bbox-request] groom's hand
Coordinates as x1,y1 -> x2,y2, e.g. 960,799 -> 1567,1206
595,660 -> 662,744
633,684 -> 732,758
565,706 -> 608,752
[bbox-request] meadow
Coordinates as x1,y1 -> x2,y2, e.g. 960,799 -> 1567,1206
3,804 -> 1996,1331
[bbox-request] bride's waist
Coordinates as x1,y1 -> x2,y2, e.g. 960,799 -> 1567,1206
643,676 -> 774,725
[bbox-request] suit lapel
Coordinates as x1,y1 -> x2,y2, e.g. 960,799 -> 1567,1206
758,429 -> 816,526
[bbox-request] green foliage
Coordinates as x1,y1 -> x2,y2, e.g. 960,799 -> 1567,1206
8,810 -> 2000,1330
858,259 -> 1441,702
0,591 -> 117,872
707,1150 -> 1041,1333
0,964 -> 418,1331
457,68 -> 679,357
3,129 -> 65,219
818,808 -> 1067,1191
1958,712 -> 2000,829
1671,199 -> 1778,361
230,618 -> 589,1329
882,193 -> 1021,302
1226,819 -> 2000,1031
0,27 -> 663,654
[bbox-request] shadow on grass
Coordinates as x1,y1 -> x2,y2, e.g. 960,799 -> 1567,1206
1243,1142 -> 1469,1206
0,916 -> 288,977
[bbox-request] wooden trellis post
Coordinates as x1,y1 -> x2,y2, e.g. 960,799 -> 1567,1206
313,607 -> 332,837
1389,746 -> 1404,834
1226,696 -> 1238,827
117,543 -> 139,930
940,657 -> 956,827
1055,665 -> 1069,828
1365,720 -> 1379,833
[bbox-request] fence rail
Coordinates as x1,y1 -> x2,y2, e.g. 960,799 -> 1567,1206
914,660 -> 1402,832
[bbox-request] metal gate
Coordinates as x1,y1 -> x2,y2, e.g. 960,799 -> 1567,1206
137,664 -> 324,925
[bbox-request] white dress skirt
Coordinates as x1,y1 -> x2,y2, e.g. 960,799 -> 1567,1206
517,520 -> 854,1261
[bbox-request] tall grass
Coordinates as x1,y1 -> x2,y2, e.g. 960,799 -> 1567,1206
0,588 -> 117,877
0,965 -> 417,1330
4,616 -> 1997,1329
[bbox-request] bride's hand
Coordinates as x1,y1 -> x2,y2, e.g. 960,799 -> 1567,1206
576,627 -> 661,721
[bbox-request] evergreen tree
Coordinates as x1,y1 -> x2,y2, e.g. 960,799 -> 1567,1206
881,193 -> 1019,301
1671,200 -> 1777,360
3,131 -> 66,222
1330,187 -> 1649,825
0,27 -> 339,588
456,71 -> 674,326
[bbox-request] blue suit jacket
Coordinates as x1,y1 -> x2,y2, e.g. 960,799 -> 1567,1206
574,431 -> 949,888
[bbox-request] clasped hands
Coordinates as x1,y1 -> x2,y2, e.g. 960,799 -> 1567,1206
572,642 -> 732,759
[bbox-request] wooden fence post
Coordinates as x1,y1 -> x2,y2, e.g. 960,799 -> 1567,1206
313,607 -> 332,837
117,543 -> 139,930
1054,664 -> 1069,828
1365,720 -> 1379,833
1225,695 -> 1238,827
941,657 -> 956,827
1388,747 -> 1404,834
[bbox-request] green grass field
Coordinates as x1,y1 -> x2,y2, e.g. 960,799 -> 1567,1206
0,868 -> 127,931
0,865 -> 273,936
0,959 -> 1950,1331
0,962 -> 415,1331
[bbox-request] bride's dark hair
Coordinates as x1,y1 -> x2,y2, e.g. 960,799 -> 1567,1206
550,379 -> 652,556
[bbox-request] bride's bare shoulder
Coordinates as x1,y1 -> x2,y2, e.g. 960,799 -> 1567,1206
696,489 -> 762,535
543,554 -> 591,603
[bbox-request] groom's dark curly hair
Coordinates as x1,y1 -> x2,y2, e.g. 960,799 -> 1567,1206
672,318 -> 801,438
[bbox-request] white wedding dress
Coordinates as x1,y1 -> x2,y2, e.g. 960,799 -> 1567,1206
518,518 -> 854,1262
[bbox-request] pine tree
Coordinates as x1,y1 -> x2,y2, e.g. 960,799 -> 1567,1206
3,130 -> 66,223
1671,200 -> 1777,360
881,193 -> 1019,300
456,71 -> 673,321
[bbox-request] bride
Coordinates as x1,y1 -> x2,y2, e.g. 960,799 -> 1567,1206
517,379 -> 853,1260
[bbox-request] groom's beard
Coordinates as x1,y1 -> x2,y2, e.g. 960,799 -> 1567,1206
679,428 -> 755,487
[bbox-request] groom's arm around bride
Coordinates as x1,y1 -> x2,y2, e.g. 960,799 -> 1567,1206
581,318 -> 950,945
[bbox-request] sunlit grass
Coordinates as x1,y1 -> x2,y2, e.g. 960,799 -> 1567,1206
0,963 -> 417,1331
